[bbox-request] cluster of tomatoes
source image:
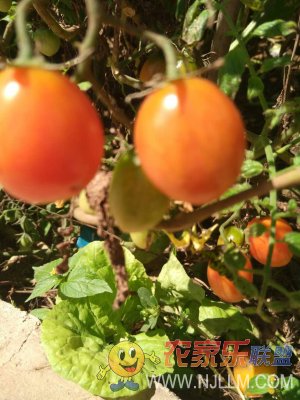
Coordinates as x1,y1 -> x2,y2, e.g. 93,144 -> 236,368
0,60 -> 244,206
208,218 -> 293,304
0,63 -> 294,306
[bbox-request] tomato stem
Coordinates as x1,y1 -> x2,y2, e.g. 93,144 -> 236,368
102,15 -> 179,81
15,0 -> 35,62
156,167 -> 300,232
142,31 -> 178,81
256,143 -> 278,313
76,0 -> 104,80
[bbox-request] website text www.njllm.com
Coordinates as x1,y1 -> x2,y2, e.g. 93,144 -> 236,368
146,373 -> 294,390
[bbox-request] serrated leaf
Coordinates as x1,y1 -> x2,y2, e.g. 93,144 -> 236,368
252,20 -> 296,38
284,232 -> 300,257
218,46 -> 247,98
242,160 -> 264,178
26,274 -> 61,301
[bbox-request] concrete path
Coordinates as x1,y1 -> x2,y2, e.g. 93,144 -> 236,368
0,300 -> 180,400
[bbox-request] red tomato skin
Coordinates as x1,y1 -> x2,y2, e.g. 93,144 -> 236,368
248,217 -> 293,267
134,78 -> 245,205
0,67 -> 104,204
207,257 -> 253,303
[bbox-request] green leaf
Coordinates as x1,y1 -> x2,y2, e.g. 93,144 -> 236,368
218,46 -> 247,98
67,242 -> 117,304
157,253 -> 205,304
60,277 -> 112,298
281,376 -> 300,399
240,0 -> 265,11
199,299 -> 252,336
241,159 -> 264,178
26,273 -> 61,301
30,308 -> 50,320
247,374 -> 275,395
249,222 -> 267,237
247,76 -> 264,100
284,232 -> 300,257
182,7 -> 210,45
41,300 -> 173,398
260,55 -> 291,73
137,287 -> 158,308
252,20 -> 296,38
33,258 -> 63,282
123,247 -> 153,291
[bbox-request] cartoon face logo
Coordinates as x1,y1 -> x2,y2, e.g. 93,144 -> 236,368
108,341 -> 145,378
97,340 -> 161,393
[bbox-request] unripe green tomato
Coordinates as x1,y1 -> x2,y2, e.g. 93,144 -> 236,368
109,150 -> 169,233
0,0 -> 11,12
217,226 -> 244,246
33,28 -> 61,57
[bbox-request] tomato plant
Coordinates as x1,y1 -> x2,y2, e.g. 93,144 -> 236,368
134,78 -> 245,204
207,256 -> 253,303
33,28 -> 61,57
0,67 -> 104,204
248,217 -> 293,267
234,354 -> 277,397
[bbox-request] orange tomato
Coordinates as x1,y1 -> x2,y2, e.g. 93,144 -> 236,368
234,354 -> 277,397
134,78 -> 245,204
248,217 -> 293,267
207,256 -> 253,303
0,67 -> 104,204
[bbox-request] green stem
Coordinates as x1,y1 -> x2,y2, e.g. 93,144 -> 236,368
217,2 -> 268,111
142,31 -> 178,80
256,144 -> 277,314
76,0 -> 104,79
15,0 -> 34,62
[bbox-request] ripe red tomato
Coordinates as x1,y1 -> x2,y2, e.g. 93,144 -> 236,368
0,67 -> 104,204
207,256 -> 253,303
134,78 -> 245,204
247,217 -> 293,267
